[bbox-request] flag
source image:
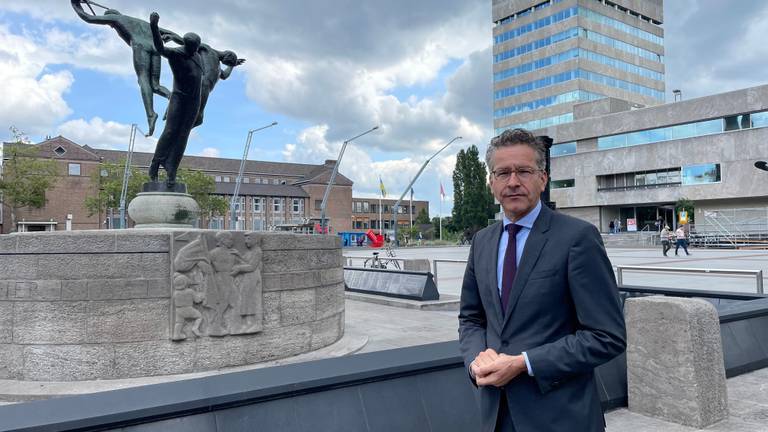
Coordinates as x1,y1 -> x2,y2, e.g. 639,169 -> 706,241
379,176 -> 387,198
440,182 -> 445,200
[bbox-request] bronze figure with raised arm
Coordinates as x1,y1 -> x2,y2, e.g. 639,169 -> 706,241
70,0 -> 181,136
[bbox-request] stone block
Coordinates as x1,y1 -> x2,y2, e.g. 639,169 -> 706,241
115,232 -> 170,253
0,235 -> 17,252
263,270 -> 322,292
114,340 -> 196,378
23,344 -> 115,381
243,324 -> 312,364
87,299 -> 170,343
9,280 -> 61,300
62,280 -> 88,300
194,336 -> 247,370
14,301 -> 88,344
263,292 -> 281,329
626,296 -> 728,428
37,254 -> 140,280
260,234 -> 339,251
320,267 -> 344,285
0,255 -> 38,279
403,259 -> 430,272
262,250 -> 308,273
0,302 -> 12,343
0,281 -> 6,299
311,313 -> 343,350
306,250 -> 343,270
0,344 -> 23,379
16,232 -> 115,254
280,288 -> 316,326
148,278 -> 171,298
88,279 -> 148,300
315,283 -> 345,320
141,253 -> 171,278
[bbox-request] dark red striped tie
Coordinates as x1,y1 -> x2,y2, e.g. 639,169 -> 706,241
501,224 -> 521,313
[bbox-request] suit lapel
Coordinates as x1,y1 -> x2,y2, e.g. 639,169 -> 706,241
502,204 -> 552,328
487,222 -> 505,326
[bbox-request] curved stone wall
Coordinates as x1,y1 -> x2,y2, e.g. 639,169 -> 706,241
0,230 -> 344,381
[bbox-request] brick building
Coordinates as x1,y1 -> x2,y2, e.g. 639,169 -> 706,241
1,136 -> 355,234
350,197 -> 429,233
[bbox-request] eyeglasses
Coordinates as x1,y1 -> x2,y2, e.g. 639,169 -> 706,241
491,167 -> 541,182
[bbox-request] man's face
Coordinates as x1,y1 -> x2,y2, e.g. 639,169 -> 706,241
489,145 -> 547,221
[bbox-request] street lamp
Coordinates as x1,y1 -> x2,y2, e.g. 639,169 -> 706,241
392,136 -> 462,247
319,126 -> 379,233
118,124 -> 144,229
230,122 -> 278,229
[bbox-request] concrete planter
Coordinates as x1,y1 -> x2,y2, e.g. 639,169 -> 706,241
128,192 -> 200,228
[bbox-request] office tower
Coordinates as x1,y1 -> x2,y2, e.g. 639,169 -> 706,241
492,0 -> 665,134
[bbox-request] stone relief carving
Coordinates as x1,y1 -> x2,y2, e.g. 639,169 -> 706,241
171,231 -> 264,341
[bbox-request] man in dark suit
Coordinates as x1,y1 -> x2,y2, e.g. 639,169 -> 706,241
458,128 -> 626,432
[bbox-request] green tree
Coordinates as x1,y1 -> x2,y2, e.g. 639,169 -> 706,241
451,145 -> 495,236
0,130 -> 60,231
177,168 -> 228,225
414,207 -> 430,225
85,160 -> 149,219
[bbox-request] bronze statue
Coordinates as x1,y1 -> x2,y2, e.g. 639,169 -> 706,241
70,0 -> 179,136
147,12 -> 203,188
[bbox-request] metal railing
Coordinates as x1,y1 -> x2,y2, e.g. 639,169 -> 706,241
615,265 -> 764,294
344,255 -> 407,269
432,259 -> 468,288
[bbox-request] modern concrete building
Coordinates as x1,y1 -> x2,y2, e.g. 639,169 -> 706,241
0,137 -> 355,234
492,0 -> 665,134
539,84 -> 768,235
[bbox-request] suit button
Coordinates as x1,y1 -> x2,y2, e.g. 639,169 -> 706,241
500,342 -> 508,348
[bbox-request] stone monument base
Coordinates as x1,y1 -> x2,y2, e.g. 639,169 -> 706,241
128,182 -> 199,228
0,229 -> 345,381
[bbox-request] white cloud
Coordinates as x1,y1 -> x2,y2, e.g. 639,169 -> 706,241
197,147 -> 221,158
57,117 -> 157,152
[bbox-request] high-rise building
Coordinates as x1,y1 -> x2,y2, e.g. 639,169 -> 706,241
492,0 -> 665,134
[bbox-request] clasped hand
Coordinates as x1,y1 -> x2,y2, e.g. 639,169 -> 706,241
471,348 -> 526,387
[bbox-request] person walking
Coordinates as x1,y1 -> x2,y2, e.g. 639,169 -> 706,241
608,220 -> 615,234
675,226 -> 691,256
660,225 -> 672,256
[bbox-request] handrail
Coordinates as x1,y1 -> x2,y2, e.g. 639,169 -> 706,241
615,265 -> 764,294
432,259 -> 468,288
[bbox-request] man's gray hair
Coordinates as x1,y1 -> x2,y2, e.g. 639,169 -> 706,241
485,128 -> 547,173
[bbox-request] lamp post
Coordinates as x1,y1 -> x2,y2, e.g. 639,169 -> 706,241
392,136 -> 462,247
118,124 -> 144,229
230,122 -> 278,229
319,126 -> 379,233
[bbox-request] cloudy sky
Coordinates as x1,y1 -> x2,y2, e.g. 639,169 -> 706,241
0,1 -> 766,217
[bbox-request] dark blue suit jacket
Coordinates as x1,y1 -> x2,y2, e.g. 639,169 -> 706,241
458,203 -> 626,432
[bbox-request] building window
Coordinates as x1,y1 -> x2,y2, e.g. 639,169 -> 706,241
551,142 -> 576,157
253,197 -> 264,213
551,179 -> 575,189
215,176 -> 222,182
272,178 -> 279,185
315,199 -> 322,210
273,197 -> 284,213
292,198 -> 303,214
54,146 -> 66,157
598,168 -> 681,191
223,176 -> 230,183
233,196 -> 245,213
682,164 -> 721,185
363,202 -> 369,212
243,177 -> 250,183
252,218 -> 264,231
68,163 -> 81,176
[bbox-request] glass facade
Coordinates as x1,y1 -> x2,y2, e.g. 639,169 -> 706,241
494,90 -> 604,119
597,168 -> 681,191
494,27 -> 663,65
551,141 -> 576,157
682,164 -> 721,185
494,69 -> 663,101
598,111 -> 768,150
495,113 -> 573,135
494,48 -> 662,83
495,7 -> 661,46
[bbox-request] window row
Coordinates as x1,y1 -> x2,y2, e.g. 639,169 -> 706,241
497,0 -> 659,28
494,68 -> 663,101
494,48 -> 663,83
231,196 -> 305,214
494,6 -> 661,47
214,175 -> 288,185
497,0 -> 566,26
598,111 -> 768,150
551,179 -> 575,189
353,202 -> 417,214
495,112 -> 574,136
596,164 -> 721,191
494,90 -> 605,119
494,26 -> 663,65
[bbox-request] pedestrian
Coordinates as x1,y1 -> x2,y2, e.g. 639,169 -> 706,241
675,225 -> 691,256
616,219 -> 622,233
459,128 -> 625,432
660,225 -> 672,256
609,220 -> 615,234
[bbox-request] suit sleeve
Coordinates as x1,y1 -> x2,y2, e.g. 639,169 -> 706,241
525,223 -> 626,394
458,236 -> 488,385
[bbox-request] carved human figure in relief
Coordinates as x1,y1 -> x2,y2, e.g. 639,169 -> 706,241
207,231 -> 240,335
232,232 -> 263,334
171,273 -> 204,340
